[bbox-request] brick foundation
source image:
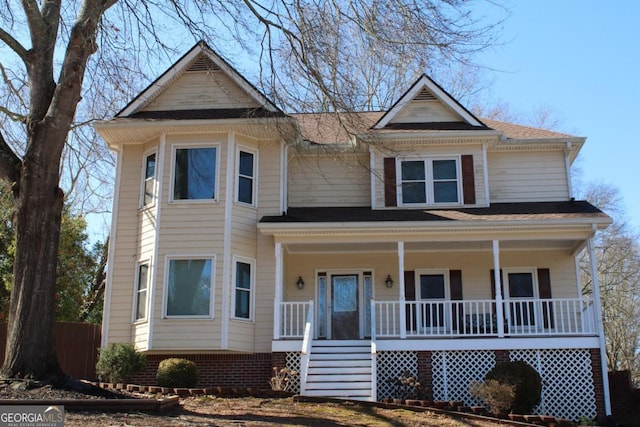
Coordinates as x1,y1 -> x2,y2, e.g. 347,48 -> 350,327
589,349 -> 606,423
417,351 -> 433,400
128,353 -> 276,388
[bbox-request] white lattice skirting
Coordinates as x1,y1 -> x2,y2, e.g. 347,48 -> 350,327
430,349 -> 597,422
376,351 -> 418,400
285,352 -> 301,394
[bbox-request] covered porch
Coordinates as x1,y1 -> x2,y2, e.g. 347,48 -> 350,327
258,205 -> 610,403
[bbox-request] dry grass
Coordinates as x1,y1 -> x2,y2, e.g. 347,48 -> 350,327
65,396 -> 503,426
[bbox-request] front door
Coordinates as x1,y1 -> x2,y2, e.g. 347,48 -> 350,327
331,274 -> 360,339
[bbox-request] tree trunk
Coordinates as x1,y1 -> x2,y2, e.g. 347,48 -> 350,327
1,138 -> 64,381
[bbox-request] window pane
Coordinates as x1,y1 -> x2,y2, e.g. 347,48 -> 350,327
420,274 -> 445,299
402,182 -> 426,203
508,273 -> 534,297
138,264 -> 149,291
332,276 -> 358,312
235,261 -> 252,319
401,161 -> 425,180
235,289 -> 250,318
239,151 -> 254,177
432,160 -> 457,179
364,275 -> 372,337
145,153 -> 156,179
236,262 -> 251,289
238,176 -> 253,204
167,259 -> 212,316
136,264 -> 149,320
144,179 -> 154,206
433,181 -> 458,203
174,147 -> 217,200
317,275 -> 327,337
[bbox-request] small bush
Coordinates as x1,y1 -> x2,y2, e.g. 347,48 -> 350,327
269,366 -> 297,391
96,343 -> 146,383
485,360 -> 542,414
470,379 -> 516,414
156,358 -> 199,388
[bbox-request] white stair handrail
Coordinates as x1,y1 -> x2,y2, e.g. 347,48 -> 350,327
299,299 -> 314,395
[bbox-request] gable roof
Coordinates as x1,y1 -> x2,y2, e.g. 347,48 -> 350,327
117,41 -> 282,118
293,111 -> 577,145
372,74 -> 487,130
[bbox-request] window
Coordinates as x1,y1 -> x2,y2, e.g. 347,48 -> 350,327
166,258 -> 213,317
399,157 -> 460,205
416,271 -> 449,329
233,258 -> 254,320
236,148 -> 256,205
134,262 -> 149,321
142,152 -> 156,207
505,270 -> 536,327
172,146 -> 217,201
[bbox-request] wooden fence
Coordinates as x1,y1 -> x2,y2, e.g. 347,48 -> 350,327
0,322 -> 101,380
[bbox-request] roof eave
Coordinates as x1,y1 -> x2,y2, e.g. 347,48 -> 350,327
257,216 -> 612,235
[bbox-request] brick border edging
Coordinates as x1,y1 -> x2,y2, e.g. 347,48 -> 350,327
295,396 -> 574,427
0,396 -> 180,412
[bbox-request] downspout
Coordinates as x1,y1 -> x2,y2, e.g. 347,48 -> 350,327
147,133 -> 166,350
221,132 -> 236,349
564,142 -> 573,199
587,230 -> 612,416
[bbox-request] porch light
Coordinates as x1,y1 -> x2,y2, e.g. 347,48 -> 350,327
296,276 -> 305,289
385,274 -> 394,288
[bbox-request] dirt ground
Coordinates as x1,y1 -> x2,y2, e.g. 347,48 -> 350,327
65,396 -> 504,427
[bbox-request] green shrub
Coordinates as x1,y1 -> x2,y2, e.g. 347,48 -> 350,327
484,360 -> 542,414
469,379 -> 516,414
156,358 -> 199,388
96,343 -> 146,383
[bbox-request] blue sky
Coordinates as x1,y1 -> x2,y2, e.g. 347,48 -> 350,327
475,1 -> 639,231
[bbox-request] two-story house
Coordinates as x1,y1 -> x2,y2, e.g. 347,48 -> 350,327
96,41 -> 612,422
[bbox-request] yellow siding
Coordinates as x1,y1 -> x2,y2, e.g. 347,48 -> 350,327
371,144 -> 486,208
133,323 -> 149,350
254,232 -> 276,351
145,71 -> 260,111
288,153 -> 370,207
488,151 -> 569,202
143,132 -> 284,352
149,133 -> 229,349
107,144 -> 145,344
286,249 -> 578,302
391,100 -> 459,124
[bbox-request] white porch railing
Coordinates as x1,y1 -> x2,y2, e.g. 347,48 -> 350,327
277,297 -> 596,340
372,297 -> 596,338
279,301 -> 312,338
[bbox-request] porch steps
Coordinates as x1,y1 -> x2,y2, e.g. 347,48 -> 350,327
302,340 -> 373,401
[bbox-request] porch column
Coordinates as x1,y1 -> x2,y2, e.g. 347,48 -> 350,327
587,236 -> 612,416
398,241 -> 406,338
273,242 -> 283,340
492,240 -> 505,337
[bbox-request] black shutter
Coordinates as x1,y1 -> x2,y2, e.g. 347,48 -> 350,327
449,270 -> 463,331
404,271 -> 416,332
461,154 -> 476,204
537,268 -> 554,328
384,158 -> 397,207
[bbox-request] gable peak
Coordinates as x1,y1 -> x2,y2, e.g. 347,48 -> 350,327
413,87 -> 437,102
186,53 -> 222,72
